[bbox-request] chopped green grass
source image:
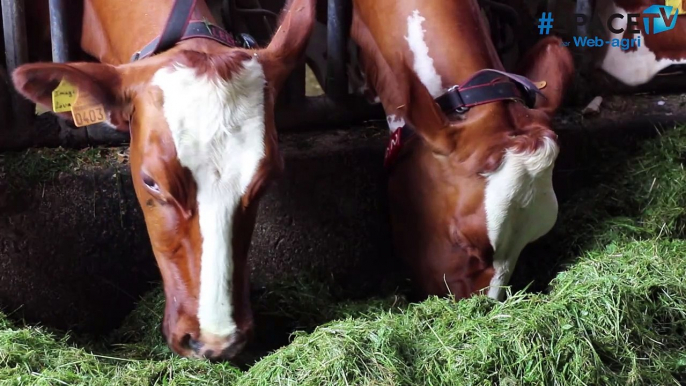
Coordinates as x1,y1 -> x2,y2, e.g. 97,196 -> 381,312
0,147 -> 115,189
1,126 -> 685,385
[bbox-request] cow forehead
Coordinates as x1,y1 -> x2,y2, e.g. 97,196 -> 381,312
150,57 -> 267,185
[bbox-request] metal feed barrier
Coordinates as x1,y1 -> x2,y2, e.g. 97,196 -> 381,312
0,0 -> 389,150
0,0 -> 559,149
1,0 -> 614,150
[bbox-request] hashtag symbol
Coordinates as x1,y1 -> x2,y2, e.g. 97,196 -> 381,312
538,12 -> 554,35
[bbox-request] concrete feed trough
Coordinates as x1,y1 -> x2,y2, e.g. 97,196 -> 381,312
0,93 -> 683,334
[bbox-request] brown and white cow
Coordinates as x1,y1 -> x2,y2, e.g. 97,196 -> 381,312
350,0 -> 574,300
594,0 -> 686,86
11,0 -> 315,360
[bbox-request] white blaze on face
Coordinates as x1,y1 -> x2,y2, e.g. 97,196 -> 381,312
152,57 -> 266,338
405,9 -> 444,98
483,137 -> 560,300
598,3 -> 686,86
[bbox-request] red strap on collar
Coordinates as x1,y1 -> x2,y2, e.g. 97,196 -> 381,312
384,125 -> 416,169
384,128 -> 404,168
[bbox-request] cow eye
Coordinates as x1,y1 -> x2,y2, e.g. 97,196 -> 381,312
141,172 -> 160,193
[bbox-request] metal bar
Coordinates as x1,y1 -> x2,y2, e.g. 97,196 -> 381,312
575,0 -> 593,38
2,0 -> 28,74
305,21 -> 328,90
0,67 -> 10,136
235,0 -> 274,45
2,0 -> 31,148
221,0 -> 233,32
574,0 -> 595,73
47,0 -> 79,148
11,94 -> 384,149
480,0 -> 520,57
275,95 -> 384,132
281,60 -> 306,104
325,0 -> 351,101
49,0 -> 70,62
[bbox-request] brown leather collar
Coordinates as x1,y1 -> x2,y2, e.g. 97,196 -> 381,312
384,69 -> 544,169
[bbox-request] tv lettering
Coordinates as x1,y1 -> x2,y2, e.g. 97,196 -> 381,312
574,5 -> 679,35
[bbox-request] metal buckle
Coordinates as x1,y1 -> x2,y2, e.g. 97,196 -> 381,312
454,105 -> 469,114
441,85 -> 469,115
238,33 -> 258,49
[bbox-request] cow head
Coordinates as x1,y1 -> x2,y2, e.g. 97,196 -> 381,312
388,37 -> 574,301
11,0 -> 315,361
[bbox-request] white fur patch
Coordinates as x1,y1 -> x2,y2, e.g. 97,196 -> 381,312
483,136 -> 559,300
598,4 -> 686,86
405,10 -> 444,98
152,57 -> 266,338
386,114 -> 406,133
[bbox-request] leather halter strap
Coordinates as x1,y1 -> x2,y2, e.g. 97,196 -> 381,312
435,69 -> 543,114
383,69 -> 545,169
131,0 -> 244,62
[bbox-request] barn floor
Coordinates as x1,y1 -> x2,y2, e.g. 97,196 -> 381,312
0,92 -> 685,384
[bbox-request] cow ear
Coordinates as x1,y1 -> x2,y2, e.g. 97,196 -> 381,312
261,0 -> 316,94
12,62 -> 130,130
516,36 -> 575,117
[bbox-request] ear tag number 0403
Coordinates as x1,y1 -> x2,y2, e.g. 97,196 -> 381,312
70,90 -> 107,127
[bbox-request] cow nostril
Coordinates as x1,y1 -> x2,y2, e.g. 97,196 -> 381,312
188,337 -> 204,352
179,333 -> 192,350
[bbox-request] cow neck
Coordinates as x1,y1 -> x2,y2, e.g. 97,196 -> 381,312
130,0 -> 254,62
383,69 -> 544,170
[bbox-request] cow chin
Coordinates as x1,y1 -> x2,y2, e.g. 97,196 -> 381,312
160,298 -> 251,361
387,196 -> 495,301
154,233 -> 254,361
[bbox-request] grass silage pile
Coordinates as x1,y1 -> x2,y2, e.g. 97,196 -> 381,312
1,125 -> 685,385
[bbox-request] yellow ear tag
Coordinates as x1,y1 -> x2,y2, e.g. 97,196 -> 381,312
51,79 -> 78,113
70,89 -> 107,127
534,81 -> 547,90
665,0 -> 684,15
